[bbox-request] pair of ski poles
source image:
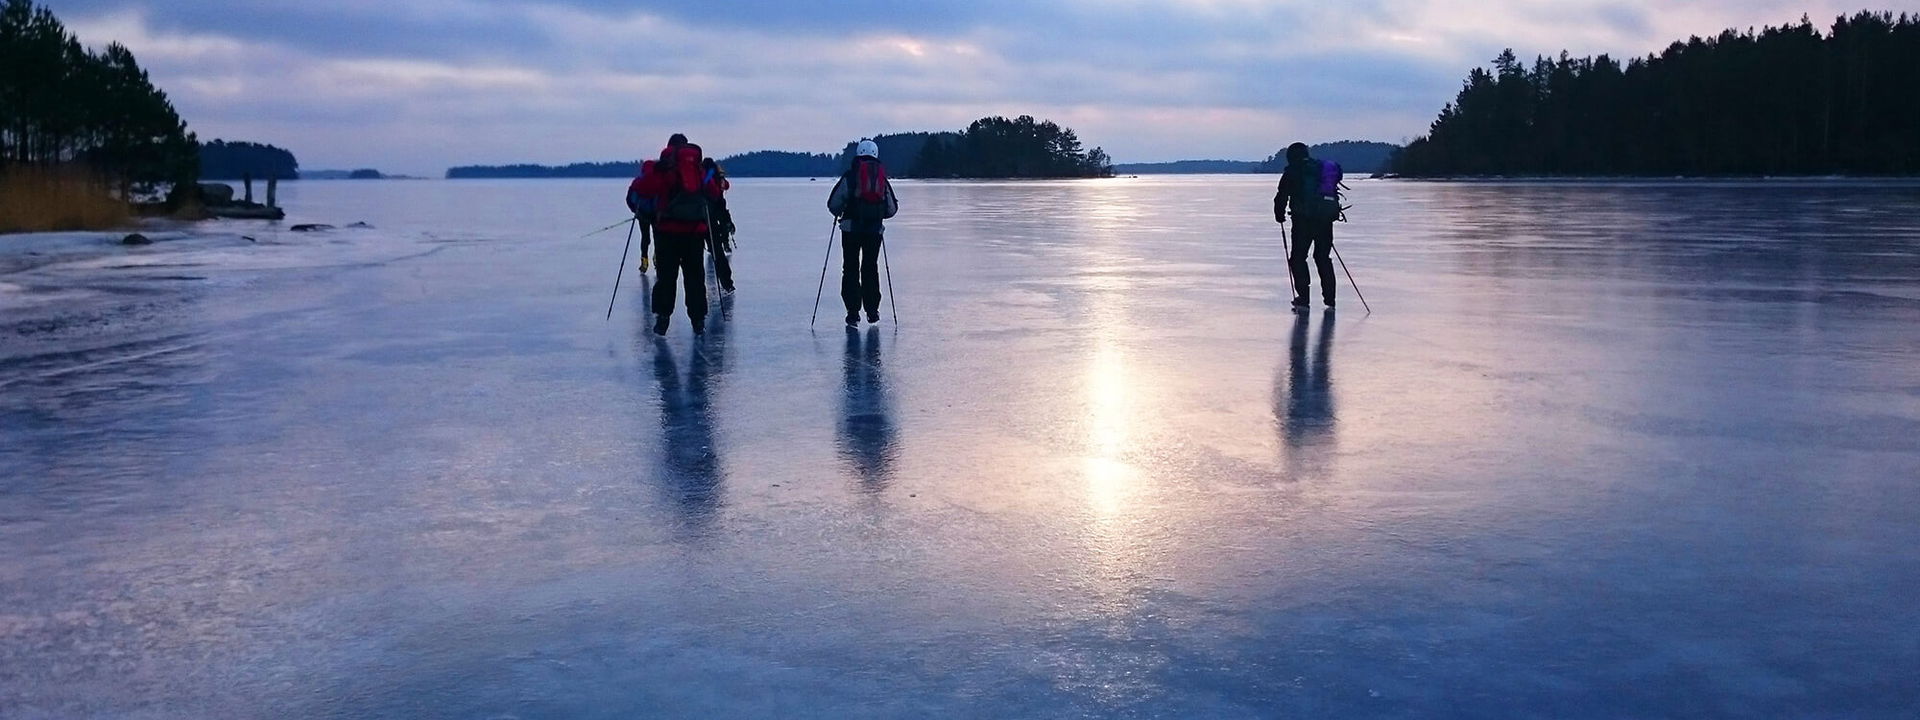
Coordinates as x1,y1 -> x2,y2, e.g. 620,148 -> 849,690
600,214 -> 901,327
1281,221 -> 1371,314
597,214 -> 729,321
810,216 -> 898,328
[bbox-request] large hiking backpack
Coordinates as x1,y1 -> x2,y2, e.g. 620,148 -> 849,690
658,144 -> 711,223
1296,158 -> 1345,222
628,160 -> 658,221
845,159 -> 889,222
1316,159 -> 1344,198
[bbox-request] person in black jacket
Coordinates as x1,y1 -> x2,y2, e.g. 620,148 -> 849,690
1273,142 -> 1338,309
701,157 -> 736,294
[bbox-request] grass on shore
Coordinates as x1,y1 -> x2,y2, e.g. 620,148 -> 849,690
0,167 -> 130,234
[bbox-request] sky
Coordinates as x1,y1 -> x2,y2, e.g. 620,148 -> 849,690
44,0 -> 1917,175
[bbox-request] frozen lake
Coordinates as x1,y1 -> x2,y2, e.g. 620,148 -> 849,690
4,176 -> 1919,717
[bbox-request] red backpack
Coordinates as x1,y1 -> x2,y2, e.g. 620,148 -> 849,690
657,144 -> 710,223
847,158 -> 888,220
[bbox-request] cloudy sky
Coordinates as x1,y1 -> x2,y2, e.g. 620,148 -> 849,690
45,0 -> 1910,174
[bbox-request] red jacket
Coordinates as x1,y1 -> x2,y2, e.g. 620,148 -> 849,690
637,143 -> 724,234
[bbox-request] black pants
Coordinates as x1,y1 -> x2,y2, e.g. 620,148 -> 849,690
709,234 -> 734,291
652,232 -> 707,322
841,231 -> 883,316
1288,219 -> 1336,302
639,222 -> 652,261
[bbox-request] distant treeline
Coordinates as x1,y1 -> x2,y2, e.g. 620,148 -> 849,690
447,161 -> 639,179
720,150 -> 840,177
1258,141 -> 1399,174
726,133 -> 963,176
1114,141 -> 1400,175
911,116 -> 1111,178
450,152 -> 839,179
446,115 -> 1112,180
1115,159 -> 1259,174
198,139 -> 298,180
1395,11 -> 1920,176
300,169 -> 388,180
0,0 -> 196,192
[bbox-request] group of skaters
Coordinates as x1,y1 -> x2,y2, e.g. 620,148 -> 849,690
623,135 -> 899,336
620,136 -> 1343,335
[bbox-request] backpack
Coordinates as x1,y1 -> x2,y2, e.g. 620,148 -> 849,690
628,161 -> 658,221
845,159 -> 889,221
1294,158 -> 1345,222
1316,159 -> 1344,198
658,145 -> 711,223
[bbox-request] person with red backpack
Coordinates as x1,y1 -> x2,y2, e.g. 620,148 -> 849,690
624,159 -> 657,272
1274,142 -> 1343,310
640,133 -> 727,336
826,140 -> 899,327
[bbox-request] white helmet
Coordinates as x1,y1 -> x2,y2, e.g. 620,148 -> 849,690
856,140 -> 879,159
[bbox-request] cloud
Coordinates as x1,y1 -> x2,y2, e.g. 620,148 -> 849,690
48,0 -> 1920,173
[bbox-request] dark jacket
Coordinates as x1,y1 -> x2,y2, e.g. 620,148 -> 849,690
1273,157 -> 1328,222
827,158 -> 899,234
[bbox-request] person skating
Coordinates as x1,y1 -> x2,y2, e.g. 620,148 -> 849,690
826,140 -> 899,327
1273,142 -> 1341,310
701,157 -> 737,294
625,159 -> 657,272
639,133 -> 726,336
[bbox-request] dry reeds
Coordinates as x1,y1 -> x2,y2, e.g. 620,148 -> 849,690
0,165 -> 130,234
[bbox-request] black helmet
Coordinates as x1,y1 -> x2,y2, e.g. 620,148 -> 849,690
1286,142 -> 1310,162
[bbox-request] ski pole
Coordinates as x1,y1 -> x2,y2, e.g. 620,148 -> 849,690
606,219 -> 636,320
1281,221 -> 1296,300
810,217 -> 839,327
582,216 -> 635,239
1331,244 -> 1371,314
704,205 -> 720,297
880,237 -> 898,324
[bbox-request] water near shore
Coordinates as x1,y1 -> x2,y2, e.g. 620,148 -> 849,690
4,177 -> 1919,717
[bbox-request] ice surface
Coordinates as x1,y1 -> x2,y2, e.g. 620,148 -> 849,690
3,177 -> 1919,717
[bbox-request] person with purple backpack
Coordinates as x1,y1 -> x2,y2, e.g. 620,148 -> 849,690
1273,142 -> 1343,310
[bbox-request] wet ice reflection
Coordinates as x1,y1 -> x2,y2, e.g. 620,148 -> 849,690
836,327 -> 896,493
647,305 -> 730,537
4,177 -> 1919,717
1278,310 -> 1337,481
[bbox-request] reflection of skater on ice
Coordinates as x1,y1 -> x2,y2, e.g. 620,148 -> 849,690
648,312 -> 731,535
1277,310 -> 1336,479
837,326 -> 898,492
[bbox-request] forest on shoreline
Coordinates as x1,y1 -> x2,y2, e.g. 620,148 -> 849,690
1394,11 -> 1920,177
450,115 -> 1113,180
1,0 -> 196,231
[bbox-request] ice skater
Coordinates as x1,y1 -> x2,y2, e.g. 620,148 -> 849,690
1273,142 -> 1342,310
636,133 -> 727,336
826,140 -> 899,328
624,159 -> 657,272
701,157 -> 737,294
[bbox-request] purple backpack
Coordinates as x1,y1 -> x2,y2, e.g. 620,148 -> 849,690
1316,159 -> 1344,198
